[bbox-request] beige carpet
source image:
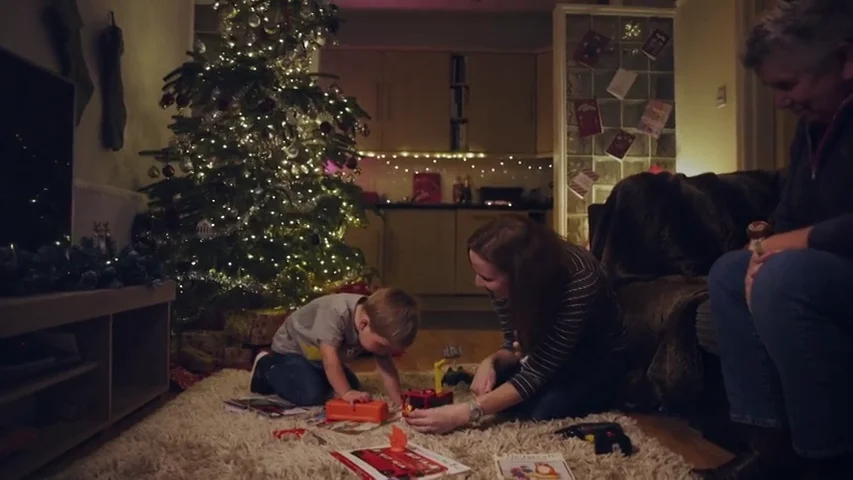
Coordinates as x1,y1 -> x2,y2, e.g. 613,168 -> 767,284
46,370 -> 693,479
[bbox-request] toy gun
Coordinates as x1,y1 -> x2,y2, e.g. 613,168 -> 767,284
555,422 -> 633,456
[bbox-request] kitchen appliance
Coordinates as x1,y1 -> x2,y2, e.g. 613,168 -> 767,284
478,187 -> 524,207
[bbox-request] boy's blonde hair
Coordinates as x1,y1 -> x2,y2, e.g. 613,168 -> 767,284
362,288 -> 419,348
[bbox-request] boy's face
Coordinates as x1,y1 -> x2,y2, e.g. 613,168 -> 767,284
355,309 -> 394,356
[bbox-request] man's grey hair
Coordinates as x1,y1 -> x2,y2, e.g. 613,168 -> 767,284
743,0 -> 853,71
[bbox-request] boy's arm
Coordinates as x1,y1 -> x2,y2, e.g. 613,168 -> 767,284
319,343 -> 356,397
375,355 -> 403,405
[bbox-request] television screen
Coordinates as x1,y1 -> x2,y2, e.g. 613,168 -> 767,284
0,47 -> 75,251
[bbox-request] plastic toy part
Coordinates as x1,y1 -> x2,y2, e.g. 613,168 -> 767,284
555,422 -> 634,456
325,399 -> 390,423
402,389 -> 454,413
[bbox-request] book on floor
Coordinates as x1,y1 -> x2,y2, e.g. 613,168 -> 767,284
494,453 -> 575,480
331,427 -> 470,480
223,395 -> 309,418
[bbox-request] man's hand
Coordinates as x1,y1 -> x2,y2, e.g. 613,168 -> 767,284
340,390 -> 371,404
745,251 -> 778,311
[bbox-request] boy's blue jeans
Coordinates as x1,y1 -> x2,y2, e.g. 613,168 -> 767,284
708,249 -> 853,458
262,353 -> 361,406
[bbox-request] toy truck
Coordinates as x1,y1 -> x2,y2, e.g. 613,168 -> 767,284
402,359 -> 454,413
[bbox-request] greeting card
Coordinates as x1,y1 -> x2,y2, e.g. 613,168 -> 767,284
606,130 -> 636,160
642,28 -> 671,60
573,30 -> 611,68
573,99 -> 603,138
569,169 -> 600,199
637,100 -> 673,139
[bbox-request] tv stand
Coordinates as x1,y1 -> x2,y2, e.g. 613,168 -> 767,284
0,282 -> 175,480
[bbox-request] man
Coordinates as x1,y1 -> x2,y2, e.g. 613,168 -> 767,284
697,1 -> 853,479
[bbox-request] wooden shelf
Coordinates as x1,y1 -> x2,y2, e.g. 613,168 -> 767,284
0,282 -> 174,480
0,283 -> 176,338
111,385 -> 167,421
0,361 -> 98,406
0,419 -> 107,480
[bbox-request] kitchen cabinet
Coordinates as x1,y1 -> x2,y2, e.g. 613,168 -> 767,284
319,49 -> 450,153
382,210 -> 456,295
318,49 -> 384,152
344,210 -> 384,278
536,50 -> 553,155
453,210 -> 508,295
467,53 -> 537,154
382,51 -> 450,152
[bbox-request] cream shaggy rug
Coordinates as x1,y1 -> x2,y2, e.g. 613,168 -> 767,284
46,370 -> 693,479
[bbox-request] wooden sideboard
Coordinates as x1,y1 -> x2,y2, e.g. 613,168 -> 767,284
0,282 -> 176,480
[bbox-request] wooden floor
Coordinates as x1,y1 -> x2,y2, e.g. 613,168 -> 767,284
352,327 -> 734,470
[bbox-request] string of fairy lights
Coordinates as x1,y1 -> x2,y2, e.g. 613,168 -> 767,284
147,0 -> 374,313
359,152 -> 553,177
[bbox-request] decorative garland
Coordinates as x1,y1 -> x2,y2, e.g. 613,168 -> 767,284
0,223 -> 165,298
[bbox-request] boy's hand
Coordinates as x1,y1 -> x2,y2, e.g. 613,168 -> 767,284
341,390 -> 371,404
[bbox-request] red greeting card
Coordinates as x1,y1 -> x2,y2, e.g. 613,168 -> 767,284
573,99 -> 603,138
606,130 -> 636,160
412,173 -> 442,203
573,30 -> 611,68
642,28 -> 670,61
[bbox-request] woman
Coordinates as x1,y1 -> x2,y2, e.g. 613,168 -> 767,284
695,1 -> 853,478
406,214 -> 627,434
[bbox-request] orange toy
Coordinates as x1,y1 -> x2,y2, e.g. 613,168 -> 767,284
389,426 -> 408,452
325,399 -> 389,423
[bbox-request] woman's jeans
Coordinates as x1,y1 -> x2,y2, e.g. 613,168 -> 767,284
494,353 -> 626,422
708,249 -> 853,458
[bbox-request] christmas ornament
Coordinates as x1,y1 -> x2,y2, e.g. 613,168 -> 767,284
264,22 -> 279,34
345,157 -> 358,169
247,13 -> 261,28
176,94 -> 190,109
319,121 -> 333,135
194,38 -> 206,54
163,164 -> 176,178
196,219 -> 214,239
310,233 -> 321,246
147,166 -> 161,178
285,143 -> 300,159
220,5 -> 237,19
159,93 -> 174,109
179,159 -> 193,173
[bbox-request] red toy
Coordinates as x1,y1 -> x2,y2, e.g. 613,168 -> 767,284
325,399 -> 389,423
402,389 -> 454,413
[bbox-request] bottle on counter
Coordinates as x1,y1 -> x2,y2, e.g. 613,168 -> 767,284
460,176 -> 473,204
452,177 -> 464,204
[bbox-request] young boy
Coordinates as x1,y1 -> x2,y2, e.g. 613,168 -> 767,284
249,288 -> 419,406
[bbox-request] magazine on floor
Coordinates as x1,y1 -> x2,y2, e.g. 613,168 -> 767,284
493,453 -> 575,480
223,395 -> 310,418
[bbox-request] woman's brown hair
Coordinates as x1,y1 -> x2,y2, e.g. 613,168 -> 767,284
467,214 -> 576,354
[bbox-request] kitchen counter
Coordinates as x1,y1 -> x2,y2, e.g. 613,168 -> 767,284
373,202 -> 553,211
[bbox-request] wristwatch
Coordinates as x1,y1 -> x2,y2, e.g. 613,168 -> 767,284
467,399 -> 484,423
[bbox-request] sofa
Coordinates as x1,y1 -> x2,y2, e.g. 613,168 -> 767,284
588,169 -> 786,452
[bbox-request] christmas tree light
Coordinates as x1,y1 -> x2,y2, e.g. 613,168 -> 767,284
138,0 -> 371,322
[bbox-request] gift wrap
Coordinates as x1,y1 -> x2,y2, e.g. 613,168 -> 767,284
224,308 -> 290,346
181,330 -> 229,359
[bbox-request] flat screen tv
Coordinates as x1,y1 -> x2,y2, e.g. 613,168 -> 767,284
0,46 -> 75,251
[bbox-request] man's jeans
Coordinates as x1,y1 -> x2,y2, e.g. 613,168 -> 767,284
708,249 -> 853,458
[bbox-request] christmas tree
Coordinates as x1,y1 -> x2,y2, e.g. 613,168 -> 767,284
138,0 -> 371,322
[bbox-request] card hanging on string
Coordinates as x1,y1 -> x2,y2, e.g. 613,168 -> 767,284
573,99 -> 603,138
637,100 -> 673,139
569,169 -> 600,199
573,30 -> 611,68
642,28 -> 670,61
605,130 -> 636,160
606,69 -> 638,100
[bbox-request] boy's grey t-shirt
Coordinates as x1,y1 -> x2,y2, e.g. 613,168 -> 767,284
271,293 -> 366,362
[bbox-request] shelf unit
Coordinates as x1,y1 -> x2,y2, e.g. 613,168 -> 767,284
0,282 -> 175,480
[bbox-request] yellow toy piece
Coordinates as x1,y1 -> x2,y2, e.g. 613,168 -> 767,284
433,359 -> 446,393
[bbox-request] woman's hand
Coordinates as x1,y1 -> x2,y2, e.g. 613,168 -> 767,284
405,403 -> 470,434
470,357 -> 497,396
